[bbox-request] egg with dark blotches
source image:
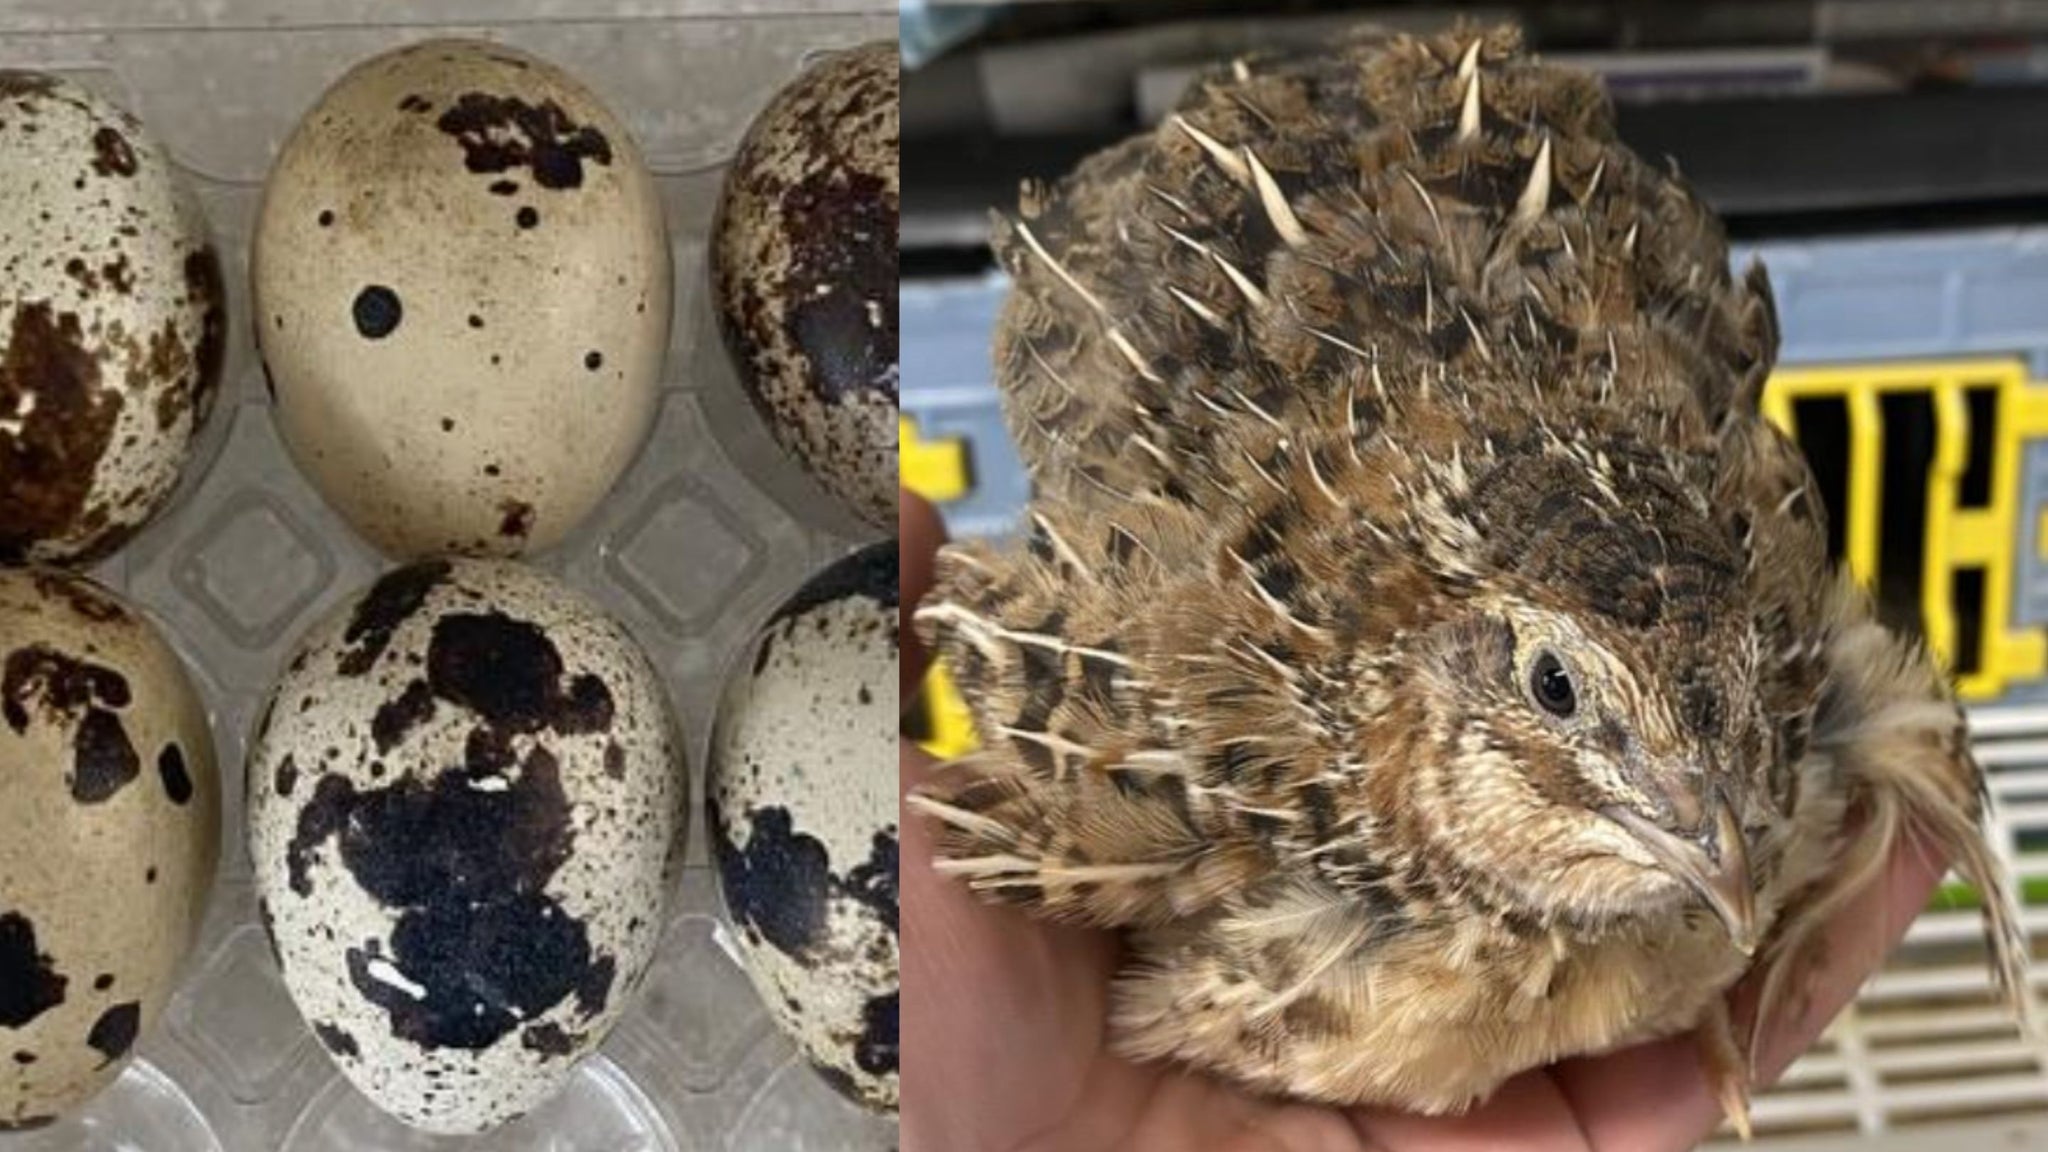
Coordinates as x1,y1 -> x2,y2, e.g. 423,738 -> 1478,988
712,42 -> 898,533
246,559 -> 686,1134
709,541 -> 898,1112
251,40 -> 669,559
0,71 -> 227,566
0,568 -> 219,1131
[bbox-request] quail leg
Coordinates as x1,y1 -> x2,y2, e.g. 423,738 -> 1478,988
1697,996 -> 1754,1141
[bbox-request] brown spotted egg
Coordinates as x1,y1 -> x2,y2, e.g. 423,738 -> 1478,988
709,541 -> 898,1112
246,559 -> 686,1134
0,568 -> 220,1131
252,40 -> 670,559
0,72 -> 227,566
712,42 -> 898,533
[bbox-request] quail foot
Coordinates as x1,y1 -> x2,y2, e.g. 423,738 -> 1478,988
912,23 -> 2033,1133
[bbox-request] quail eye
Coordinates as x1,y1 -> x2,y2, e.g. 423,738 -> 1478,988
1530,650 -> 1578,719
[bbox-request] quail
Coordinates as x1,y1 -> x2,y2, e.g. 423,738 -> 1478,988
910,23 -> 2033,1130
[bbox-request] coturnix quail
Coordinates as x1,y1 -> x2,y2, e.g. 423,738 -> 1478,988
911,23 -> 2033,1130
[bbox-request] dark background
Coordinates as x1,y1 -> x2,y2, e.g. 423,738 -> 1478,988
902,0 -> 2048,273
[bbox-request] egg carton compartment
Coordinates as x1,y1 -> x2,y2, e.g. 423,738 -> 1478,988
0,3 -> 896,1150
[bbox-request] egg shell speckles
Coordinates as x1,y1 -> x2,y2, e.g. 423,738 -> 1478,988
0,71 -> 227,566
251,40 -> 671,559
246,559 -> 687,1134
0,568 -> 220,1130
709,541 -> 899,1112
712,41 -> 898,533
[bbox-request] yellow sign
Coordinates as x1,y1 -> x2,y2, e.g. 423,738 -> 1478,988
901,415 -> 980,758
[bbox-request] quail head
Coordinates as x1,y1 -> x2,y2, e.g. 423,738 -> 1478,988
911,23 -> 2033,1130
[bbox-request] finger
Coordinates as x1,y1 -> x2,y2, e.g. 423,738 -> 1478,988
1238,1105 -> 1390,1152
1550,1033 -> 1717,1152
1752,825 -> 1949,1082
900,488 -> 946,708
901,736 -> 986,1150
1351,1070 -> 1591,1152
1110,1076 -> 1382,1152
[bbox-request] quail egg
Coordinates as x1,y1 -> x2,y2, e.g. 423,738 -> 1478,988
0,71 -> 227,565
246,558 -> 686,1133
0,567 -> 219,1130
709,541 -> 898,1111
713,42 -> 898,533
252,40 -> 670,558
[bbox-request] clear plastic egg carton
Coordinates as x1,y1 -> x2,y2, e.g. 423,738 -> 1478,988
0,2 -> 897,1149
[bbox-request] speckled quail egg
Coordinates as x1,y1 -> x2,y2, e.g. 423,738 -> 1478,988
712,42 -> 898,534
0,567 -> 220,1132
0,71 -> 227,566
709,541 -> 898,1112
252,40 -> 670,559
246,559 -> 686,1134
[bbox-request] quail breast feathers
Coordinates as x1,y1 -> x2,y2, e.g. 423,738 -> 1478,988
911,23 -> 2032,1125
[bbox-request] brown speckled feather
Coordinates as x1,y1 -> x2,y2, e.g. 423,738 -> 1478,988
916,24 -> 2029,1123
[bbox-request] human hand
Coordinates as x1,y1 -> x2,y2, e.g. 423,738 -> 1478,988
899,488 -> 1950,1152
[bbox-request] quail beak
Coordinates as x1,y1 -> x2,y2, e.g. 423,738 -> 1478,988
1603,800 -> 1759,956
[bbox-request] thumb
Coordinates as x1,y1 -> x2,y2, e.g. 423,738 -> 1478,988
900,488 -> 946,708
